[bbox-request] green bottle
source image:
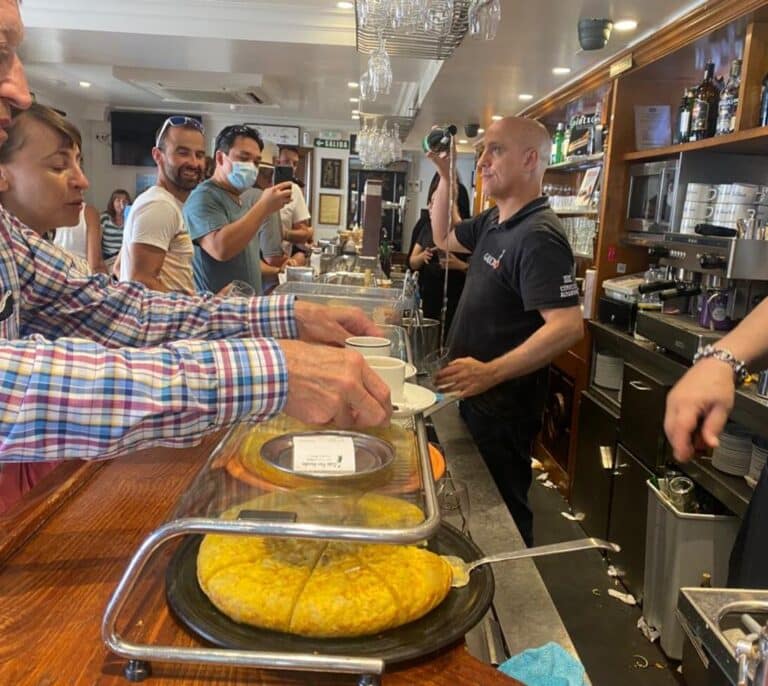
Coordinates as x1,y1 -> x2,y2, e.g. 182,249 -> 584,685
551,123 -> 565,164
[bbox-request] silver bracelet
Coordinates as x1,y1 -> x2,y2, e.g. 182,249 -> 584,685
692,344 -> 750,386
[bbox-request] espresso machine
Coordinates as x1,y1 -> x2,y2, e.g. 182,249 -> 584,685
625,233 -> 768,361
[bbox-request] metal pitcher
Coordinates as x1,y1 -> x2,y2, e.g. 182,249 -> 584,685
401,317 -> 441,374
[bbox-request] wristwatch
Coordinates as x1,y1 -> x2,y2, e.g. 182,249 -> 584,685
692,345 -> 750,386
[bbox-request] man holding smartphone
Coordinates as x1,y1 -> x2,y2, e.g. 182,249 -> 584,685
183,125 -> 292,294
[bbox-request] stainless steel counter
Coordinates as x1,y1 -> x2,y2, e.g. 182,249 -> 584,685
429,403 -> 585,671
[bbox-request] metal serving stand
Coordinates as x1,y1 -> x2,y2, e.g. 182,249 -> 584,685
101,325 -> 442,686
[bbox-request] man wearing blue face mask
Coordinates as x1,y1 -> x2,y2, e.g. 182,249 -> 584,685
184,124 -> 292,294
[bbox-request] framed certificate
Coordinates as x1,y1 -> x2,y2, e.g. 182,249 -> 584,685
318,194 -> 342,225
320,158 -> 342,189
247,124 -> 300,146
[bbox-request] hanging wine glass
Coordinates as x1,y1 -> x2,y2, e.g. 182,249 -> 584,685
367,34 -> 393,98
360,71 -> 375,102
424,0 -> 454,36
468,0 -> 501,40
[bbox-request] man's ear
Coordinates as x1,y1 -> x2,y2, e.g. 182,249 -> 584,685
215,150 -> 227,168
151,147 -> 163,165
0,166 -> 11,193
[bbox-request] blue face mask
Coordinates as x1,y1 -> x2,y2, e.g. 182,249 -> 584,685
227,161 -> 258,191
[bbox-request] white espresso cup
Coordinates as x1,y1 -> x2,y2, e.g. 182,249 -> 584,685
686,183 -> 718,203
366,355 -> 406,402
682,201 -> 714,220
713,202 -> 756,224
726,183 -> 761,205
345,336 -> 391,357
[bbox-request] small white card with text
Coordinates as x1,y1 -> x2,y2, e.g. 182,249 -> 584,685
292,436 -> 356,474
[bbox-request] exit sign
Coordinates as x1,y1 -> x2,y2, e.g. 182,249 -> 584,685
314,138 -> 349,150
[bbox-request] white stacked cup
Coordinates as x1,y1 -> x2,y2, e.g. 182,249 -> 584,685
681,183 -> 717,234
712,183 -> 760,231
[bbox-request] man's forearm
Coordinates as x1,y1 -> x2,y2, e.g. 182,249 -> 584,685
489,316 -> 583,383
201,202 -> 271,261
430,174 -> 451,250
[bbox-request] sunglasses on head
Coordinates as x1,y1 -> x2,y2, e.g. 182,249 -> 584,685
155,116 -> 204,147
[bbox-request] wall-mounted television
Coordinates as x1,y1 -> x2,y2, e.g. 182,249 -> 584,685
110,111 -> 203,166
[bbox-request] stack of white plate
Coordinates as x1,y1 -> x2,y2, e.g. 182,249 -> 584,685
594,353 -> 623,391
712,423 -> 753,476
747,437 -> 768,487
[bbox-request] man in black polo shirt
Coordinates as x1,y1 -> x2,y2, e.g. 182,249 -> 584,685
429,116 -> 583,546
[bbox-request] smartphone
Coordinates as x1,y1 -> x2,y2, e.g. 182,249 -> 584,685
274,165 -> 294,185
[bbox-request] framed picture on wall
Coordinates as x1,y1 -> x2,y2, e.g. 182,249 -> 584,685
320,158 -> 342,189
318,194 -> 342,225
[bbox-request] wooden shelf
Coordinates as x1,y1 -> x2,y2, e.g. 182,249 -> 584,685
547,153 -> 604,172
622,126 -> 768,161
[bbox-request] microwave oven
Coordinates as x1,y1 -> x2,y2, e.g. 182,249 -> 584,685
626,159 -> 680,232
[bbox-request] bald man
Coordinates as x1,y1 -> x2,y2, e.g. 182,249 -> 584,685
429,116 -> 584,546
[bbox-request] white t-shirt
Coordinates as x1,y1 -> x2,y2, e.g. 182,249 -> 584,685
54,207 -> 88,260
279,183 -> 311,234
119,186 -> 195,294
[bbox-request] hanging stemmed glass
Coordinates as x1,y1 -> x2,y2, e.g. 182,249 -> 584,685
424,0 -> 454,36
468,0 -> 501,40
367,33 -> 393,98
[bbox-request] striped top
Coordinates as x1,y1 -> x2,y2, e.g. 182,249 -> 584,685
0,204 -> 297,463
100,212 -> 124,259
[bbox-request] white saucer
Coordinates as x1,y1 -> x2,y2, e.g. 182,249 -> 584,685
405,363 -> 417,379
392,383 -> 437,418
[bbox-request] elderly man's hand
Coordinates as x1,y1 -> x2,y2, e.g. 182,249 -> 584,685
294,301 -> 383,346
279,341 -> 392,428
435,356 -> 500,398
664,358 -> 735,462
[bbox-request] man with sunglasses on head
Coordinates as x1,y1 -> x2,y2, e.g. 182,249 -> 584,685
118,116 -> 204,293
0,0 -> 391,506
184,125 -> 292,296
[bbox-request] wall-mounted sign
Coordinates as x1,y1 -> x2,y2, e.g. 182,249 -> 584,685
609,53 -> 633,78
248,124 -> 300,146
314,138 -> 349,150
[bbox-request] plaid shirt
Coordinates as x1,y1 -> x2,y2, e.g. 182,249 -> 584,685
0,205 -> 297,462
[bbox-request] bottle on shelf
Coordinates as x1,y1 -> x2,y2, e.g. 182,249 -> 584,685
550,123 -> 565,164
689,61 -> 720,142
759,70 -> 768,127
563,124 -> 571,160
715,58 -> 741,136
674,87 -> 695,144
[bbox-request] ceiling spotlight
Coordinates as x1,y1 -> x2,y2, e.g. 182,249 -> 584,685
351,109 -> 359,114
79,81 -> 92,88
349,97 -> 359,103
352,114 -> 360,120
518,94 -> 534,101
336,1 -> 354,8
458,139 -> 469,144
347,81 -> 359,88
552,67 -> 571,75
478,127 -> 485,134
614,19 -> 638,32
491,115 -> 503,121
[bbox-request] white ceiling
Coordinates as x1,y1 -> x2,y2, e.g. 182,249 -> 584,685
19,0 -> 705,149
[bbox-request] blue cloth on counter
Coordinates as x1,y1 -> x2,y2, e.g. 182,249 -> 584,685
498,642 -> 586,686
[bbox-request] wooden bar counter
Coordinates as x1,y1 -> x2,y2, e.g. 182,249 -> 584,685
0,434 -> 519,686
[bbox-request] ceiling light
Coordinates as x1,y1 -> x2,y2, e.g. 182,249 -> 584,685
352,114 -> 360,120
79,81 -> 91,88
614,19 -> 638,32
552,67 -> 571,75
491,115 -> 503,121
458,139 -> 469,144
351,109 -> 359,114
347,81 -> 359,88
349,97 -> 359,103
518,94 -> 534,101
478,127 -> 485,134
336,1 -> 354,8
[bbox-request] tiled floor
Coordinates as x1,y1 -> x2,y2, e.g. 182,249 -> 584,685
528,475 -> 685,686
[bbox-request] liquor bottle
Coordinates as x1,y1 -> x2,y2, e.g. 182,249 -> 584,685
689,62 -> 719,141
715,59 -> 741,136
675,88 -> 695,144
562,125 -> 571,160
550,123 -> 565,164
759,71 -> 768,126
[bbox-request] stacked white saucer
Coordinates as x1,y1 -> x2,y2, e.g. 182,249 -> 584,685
712,423 -> 753,476
594,353 -> 623,391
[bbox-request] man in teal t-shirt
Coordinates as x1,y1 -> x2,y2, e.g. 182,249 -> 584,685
183,124 -> 292,293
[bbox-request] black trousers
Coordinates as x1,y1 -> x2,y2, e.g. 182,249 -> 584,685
459,400 -> 540,547
728,463 -> 768,588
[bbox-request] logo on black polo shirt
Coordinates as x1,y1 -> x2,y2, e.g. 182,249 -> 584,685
483,248 -> 506,270
560,274 -> 579,298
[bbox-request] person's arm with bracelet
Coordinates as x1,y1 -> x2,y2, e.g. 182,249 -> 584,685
665,296 -> 768,461
191,182 -> 292,262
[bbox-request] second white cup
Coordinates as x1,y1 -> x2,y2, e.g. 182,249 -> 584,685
366,355 -> 406,402
345,336 -> 391,357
